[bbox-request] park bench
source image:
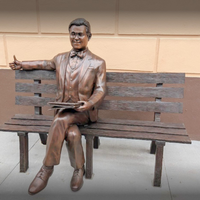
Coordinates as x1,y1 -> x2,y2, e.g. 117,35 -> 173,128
0,70 -> 191,187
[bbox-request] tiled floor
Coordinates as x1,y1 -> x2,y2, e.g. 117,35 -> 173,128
0,131 -> 200,200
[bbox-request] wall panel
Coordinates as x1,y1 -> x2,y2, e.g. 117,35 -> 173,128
0,0 -> 38,33
6,36 -> 70,62
89,37 -> 157,71
39,0 -> 116,34
119,0 -> 200,35
158,38 -> 200,73
0,35 -> 6,66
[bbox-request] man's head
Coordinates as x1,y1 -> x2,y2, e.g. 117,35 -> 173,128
69,18 -> 92,52
69,18 -> 92,40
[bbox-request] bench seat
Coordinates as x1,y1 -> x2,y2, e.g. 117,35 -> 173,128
1,114 -> 189,144
0,113 -> 191,186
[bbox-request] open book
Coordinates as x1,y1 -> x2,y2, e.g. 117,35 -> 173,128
48,102 -> 83,110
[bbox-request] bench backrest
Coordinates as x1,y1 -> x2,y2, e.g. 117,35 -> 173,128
15,70 -> 185,122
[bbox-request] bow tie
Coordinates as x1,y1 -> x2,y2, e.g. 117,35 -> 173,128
70,51 -> 85,59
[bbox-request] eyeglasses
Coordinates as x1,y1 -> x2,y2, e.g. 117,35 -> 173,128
70,32 -> 85,38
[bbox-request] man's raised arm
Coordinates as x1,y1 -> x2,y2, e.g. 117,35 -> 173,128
9,55 -> 56,71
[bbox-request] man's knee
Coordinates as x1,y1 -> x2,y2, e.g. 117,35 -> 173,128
67,125 -> 81,142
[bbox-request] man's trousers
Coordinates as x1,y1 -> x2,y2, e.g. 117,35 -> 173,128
43,109 -> 89,169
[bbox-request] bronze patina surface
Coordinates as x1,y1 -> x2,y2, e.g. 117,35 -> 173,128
9,18 -> 106,194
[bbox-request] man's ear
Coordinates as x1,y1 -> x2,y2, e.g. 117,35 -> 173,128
88,33 -> 92,41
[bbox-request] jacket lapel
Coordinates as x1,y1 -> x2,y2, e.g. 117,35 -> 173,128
59,52 -> 70,101
60,52 -> 70,81
79,50 -> 93,83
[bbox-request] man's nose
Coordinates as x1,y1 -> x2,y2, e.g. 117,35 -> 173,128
75,34 -> 79,39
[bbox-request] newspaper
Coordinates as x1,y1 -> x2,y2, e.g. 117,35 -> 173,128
48,102 -> 83,110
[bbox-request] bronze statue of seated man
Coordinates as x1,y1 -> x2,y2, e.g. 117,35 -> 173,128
9,18 -> 106,195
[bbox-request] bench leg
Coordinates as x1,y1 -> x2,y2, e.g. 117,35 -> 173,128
150,141 -> 156,154
153,141 -> 165,187
85,135 -> 94,179
93,136 -> 100,149
39,133 -> 47,145
17,132 -> 29,172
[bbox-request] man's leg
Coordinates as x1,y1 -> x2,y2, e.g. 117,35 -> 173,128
28,109 -> 89,195
66,125 -> 85,192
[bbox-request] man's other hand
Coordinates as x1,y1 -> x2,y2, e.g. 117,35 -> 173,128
75,101 -> 93,112
9,55 -> 22,70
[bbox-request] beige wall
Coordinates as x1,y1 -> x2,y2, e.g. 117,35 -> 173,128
1,0 -> 200,76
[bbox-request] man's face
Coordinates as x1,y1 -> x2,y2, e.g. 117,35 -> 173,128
69,25 -> 89,51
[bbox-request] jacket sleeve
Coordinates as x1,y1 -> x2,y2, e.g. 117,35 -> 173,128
88,59 -> 106,108
20,57 -> 56,71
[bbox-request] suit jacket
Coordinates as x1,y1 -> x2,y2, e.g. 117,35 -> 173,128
21,49 -> 106,122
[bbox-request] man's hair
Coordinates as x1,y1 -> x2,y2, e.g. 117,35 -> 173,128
68,18 -> 92,40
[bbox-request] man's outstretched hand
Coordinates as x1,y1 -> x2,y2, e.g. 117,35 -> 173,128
75,101 -> 93,112
9,55 -> 22,70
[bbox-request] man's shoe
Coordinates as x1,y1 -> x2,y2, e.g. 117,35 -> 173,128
70,166 -> 85,192
28,165 -> 54,195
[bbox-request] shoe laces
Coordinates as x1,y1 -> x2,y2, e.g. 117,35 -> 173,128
37,167 -> 52,181
74,169 -> 80,176
37,171 -> 45,180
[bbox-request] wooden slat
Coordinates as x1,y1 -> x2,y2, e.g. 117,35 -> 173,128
16,83 -> 184,99
15,96 -> 183,113
107,73 -> 185,84
15,83 -> 184,99
97,118 -> 185,129
0,122 -> 190,143
80,129 -> 191,144
0,124 -> 50,133
99,100 -> 183,113
15,83 -> 57,94
16,70 -> 185,84
11,114 -> 185,130
16,83 -> 57,94
15,70 -> 56,80
8,115 -> 186,129
12,114 -> 53,121
15,96 -> 55,106
6,119 -> 52,126
107,86 -> 184,98
5,119 -> 187,136
84,123 -> 187,136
